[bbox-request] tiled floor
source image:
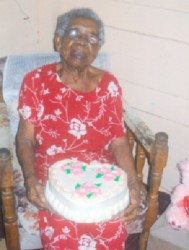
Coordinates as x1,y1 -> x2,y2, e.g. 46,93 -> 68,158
0,239 -> 6,250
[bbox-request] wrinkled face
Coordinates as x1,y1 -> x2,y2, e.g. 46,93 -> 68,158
58,17 -> 101,69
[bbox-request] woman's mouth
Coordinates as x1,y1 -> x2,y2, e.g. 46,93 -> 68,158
70,50 -> 87,61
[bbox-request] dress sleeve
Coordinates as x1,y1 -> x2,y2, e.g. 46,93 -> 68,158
17,69 -> 41,125
108,75 -> 127,139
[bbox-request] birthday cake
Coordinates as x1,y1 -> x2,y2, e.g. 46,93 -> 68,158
45,159 -> 129,223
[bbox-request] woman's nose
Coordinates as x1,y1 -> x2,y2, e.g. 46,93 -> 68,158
76,34 -> 89,45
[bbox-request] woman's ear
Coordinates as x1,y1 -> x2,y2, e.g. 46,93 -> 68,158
54,36 -> 62,52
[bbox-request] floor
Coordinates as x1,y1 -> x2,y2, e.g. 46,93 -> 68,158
147,212 -> 189,250
0,239 -> 6,250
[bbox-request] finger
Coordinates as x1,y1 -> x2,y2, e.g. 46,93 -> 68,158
35,184 -> 47,204
28,186 -> 47,210
123,203 -> 138,216
120,204 -> 138,224
121,207 -> 137,220
123,210 -> 137,223
28,191 -> 45,209
35,190 -> 48,209
121,210 -> 138,224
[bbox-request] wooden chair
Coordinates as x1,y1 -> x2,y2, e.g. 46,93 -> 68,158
0,53 -> 168,250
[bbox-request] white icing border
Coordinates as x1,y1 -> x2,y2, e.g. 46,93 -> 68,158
45,181 -> 129,223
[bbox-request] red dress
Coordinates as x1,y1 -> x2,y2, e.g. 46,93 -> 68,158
18,63 -> 128,250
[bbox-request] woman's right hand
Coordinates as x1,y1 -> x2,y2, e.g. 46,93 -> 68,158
25,175 -> 48,210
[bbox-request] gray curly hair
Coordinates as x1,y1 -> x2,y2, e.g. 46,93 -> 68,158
54,8 -> 105,46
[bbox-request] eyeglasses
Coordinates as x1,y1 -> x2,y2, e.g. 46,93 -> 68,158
64,28 -> 100,45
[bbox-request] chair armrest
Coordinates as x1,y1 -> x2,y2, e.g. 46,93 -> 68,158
123,101 -> 154,153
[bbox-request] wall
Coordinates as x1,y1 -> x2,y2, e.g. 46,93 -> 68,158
0,0 -> 189,192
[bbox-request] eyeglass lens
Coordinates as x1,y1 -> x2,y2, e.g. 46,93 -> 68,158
65,28 -> 99,44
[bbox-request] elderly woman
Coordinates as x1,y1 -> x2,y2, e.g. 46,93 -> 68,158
16,8 -> 140,249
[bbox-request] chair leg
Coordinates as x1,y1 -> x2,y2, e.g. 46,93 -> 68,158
0,148 -> 20,250
0,204 -> 5,238
139,230 -> 150,250
139,132 -> 168,250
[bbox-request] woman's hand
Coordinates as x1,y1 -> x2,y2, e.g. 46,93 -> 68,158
25,175 -> 48,210
120,182 -> 140,225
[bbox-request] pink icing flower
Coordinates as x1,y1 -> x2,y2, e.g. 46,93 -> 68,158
60,165 -> 66,171
60,163 -> 86,176
70,164 -> 86,176
97,166 -> 122,181
75,183 -> 102,198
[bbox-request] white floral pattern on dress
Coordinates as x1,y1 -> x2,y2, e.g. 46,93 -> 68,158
19,105 -> 31,119
108,81 -> 119,97
78,235 -> 97,250
37,104 -> 44,119
62,226 -> 70,234
46,145 -> 64,155
18,66 -> 125,165
68,118 -> 87,139
44,226 -> 54,240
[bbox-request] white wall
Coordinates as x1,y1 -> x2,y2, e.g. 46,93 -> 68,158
0,0 -> 189,192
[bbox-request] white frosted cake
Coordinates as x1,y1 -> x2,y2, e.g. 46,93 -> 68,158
45,159 -> 129,223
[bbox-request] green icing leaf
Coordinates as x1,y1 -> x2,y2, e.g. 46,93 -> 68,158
86,193 -> 94,198
75,183 -> 81,189
82,165 -> 87,171
95,183 -> 102,187
110,166 -> 115,171
96,173 -> 103,178
114,176 -> 120,182
66,169 -> 71,174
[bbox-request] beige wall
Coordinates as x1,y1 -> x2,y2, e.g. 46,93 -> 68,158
0,0 -> 189,192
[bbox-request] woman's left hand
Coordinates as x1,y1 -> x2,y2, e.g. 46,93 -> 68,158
120,183 -> 140,225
